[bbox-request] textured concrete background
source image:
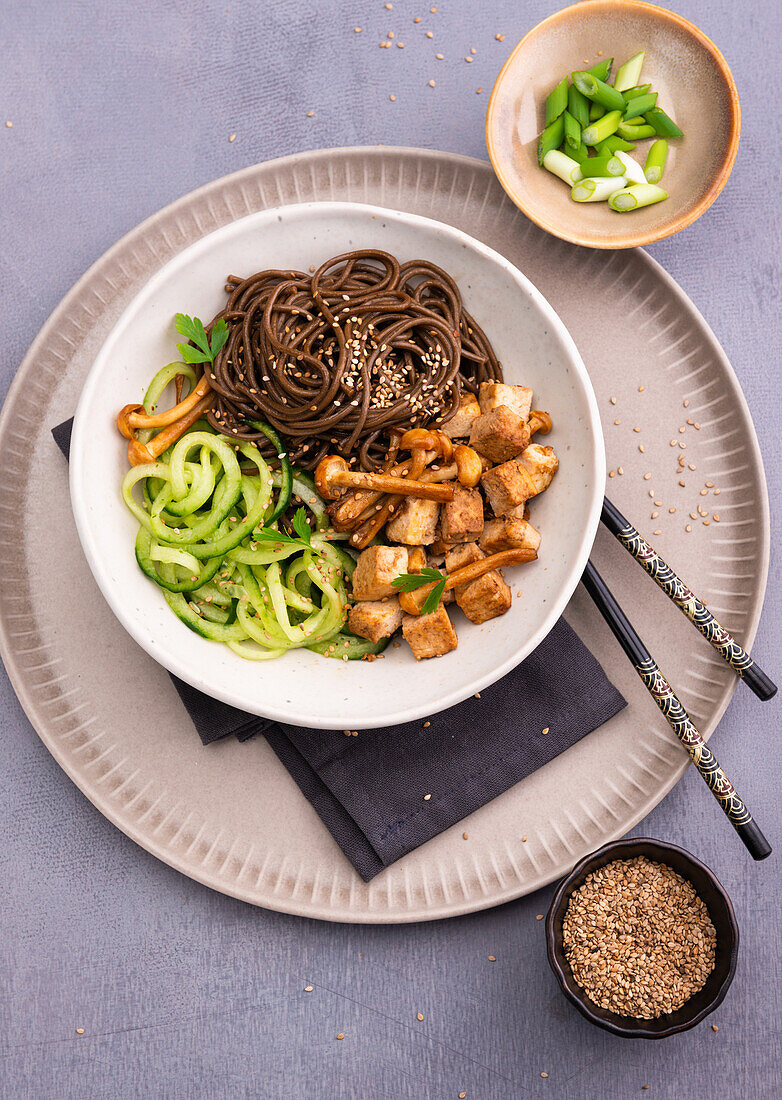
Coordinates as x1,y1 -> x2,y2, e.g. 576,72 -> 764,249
1,1 -> 780,1097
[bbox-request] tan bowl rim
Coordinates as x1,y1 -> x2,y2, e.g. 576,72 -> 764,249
485,0 -> 741,249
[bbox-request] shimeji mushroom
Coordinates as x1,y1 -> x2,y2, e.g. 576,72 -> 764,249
397,547 -> 538,615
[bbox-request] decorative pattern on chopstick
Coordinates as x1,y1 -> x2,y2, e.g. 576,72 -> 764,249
602,497 -> 776,701
634,657 -> 751,826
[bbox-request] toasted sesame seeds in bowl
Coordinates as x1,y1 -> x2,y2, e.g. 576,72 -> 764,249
545,838 -> 739,1038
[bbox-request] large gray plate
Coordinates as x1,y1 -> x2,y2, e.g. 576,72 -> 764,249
0,147 -> 768,922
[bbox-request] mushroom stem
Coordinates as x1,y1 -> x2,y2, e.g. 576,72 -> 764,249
315,454 -> 454,503
127,392 -> 214,466
117,374 -> 211,438
400,548 -> 538,615
529,410 -> 552,435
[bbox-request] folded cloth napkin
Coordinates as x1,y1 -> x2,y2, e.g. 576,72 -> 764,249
55,419 -> 626,880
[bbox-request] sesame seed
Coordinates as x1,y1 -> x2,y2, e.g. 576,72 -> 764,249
610,396 -> 617,405
488,955 -> 496,962
436,52 -> 444,59
304,985 -> 314,992
307,110 -> 314,117
463,832 -> 469,839
540,1071 -> 549,1078
417,1012 -> 424,1021
336,1033 -> 344,1040
389,93 -> 396,101
424,793 -> 431,801
542,727 -> 550,735
495,33 -> 505,41
536,914 -> 544,921
354,26 -> 362,33
686,524 -> 692,532
428,79 -> 435,87
228,132 -> 236,142
76,1027 -> 85,1035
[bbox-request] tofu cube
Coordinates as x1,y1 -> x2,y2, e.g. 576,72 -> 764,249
385,496 -> 440,545
455,570 -> 512,624
479,518 -> 542,555
445,541 -> 485,573
351,545 -> 409,601
469,407 -> 530,464
478,382 -> 533,421
518,444 -> 558,495
402,605 -> 458,660
440,485 -> 485,545
441,393 -> 481,439
348,598 -> 403,643
480,459 -> 534,515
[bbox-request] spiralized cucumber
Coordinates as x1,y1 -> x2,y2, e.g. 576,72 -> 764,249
121,363 -> 363,662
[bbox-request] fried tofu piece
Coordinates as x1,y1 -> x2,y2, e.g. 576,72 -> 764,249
469,406 -> 530,464
440,485 -> 484,545
385,496 -> 440,545
351,545 -> 409,601
479,517 -> 542,555
348,598 -> 403,643
402,604 -> 458,660
480,445 -> 558,515
445,541 -> 485,573
455,569 -> 512,625
441,393 -> 481,439
478,382 -> 533,421
518,443 -> 558,494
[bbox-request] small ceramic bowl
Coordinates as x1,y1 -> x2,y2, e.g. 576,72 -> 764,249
545,838 -> 739,1038
486,0 -> 740,248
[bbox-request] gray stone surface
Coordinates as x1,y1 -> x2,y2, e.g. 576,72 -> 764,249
0,1 -> 780,1096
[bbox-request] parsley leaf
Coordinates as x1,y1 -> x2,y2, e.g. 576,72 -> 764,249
392,567 -> 447,614
291,507 -> 312,546
175,313 -> 229,365
391,567 -> 446,592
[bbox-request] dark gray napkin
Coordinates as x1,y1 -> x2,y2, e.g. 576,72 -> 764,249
55,419 -> 625,880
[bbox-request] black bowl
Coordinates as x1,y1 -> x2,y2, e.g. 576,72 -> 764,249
545,837 -> 739,1039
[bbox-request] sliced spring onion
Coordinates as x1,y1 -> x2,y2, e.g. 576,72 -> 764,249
543,149 -> 584,184
613,51 -> 645,92
582,109 -> 624,146
644,139 -> 668,183
567,140 -> 592,164
572,71 -> 626,112
644,107 -> 683,138
567,83 -> 590,129
595,135 -> 636,154
587,57 -> 613,81
623,83 -> 652,100
622,116 -> 646,127
623,92 -> 657,118
571,176 -> 627,202
613,150 -> 647,185
576,154 -> 624,177
537,115 -> 565,165
617,122 -> 656,140
588,101 -> 605,122
545,76 -> 569,125
562,109 -> 581,150
608,183 -> 668,211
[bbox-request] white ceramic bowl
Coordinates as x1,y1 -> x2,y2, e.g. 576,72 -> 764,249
70,201 -> 604,728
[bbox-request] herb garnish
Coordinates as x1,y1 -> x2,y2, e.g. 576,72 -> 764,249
392,567 -> 447,615
175,313 -> 229,365
254,507 -> 313,550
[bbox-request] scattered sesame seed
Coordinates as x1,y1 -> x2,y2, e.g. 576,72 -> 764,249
426,30 -> 433,37
428,79 -> 435,87
385,2 -> 392,7
614,418 -> 621,425
424,793 -> 431,801
712,1024 -> 719,1032
228,132 -> 236,142
417,1012 -> 424,1021
459,1093 -> 467,1099
354,26 -> 362,32
679,480 -> 686,487
397,41 -> 405,47
541,1072 -> 549,1078
496,32 -> 505,41
536,914 -> 544,921
5,120 -> 12,128
389,93 -> 396,101
643,472 -> 652,480
714,514 -> 720,522
651,511 -> 659,519
609,470 -> 616,478
653,529 -> 661,535
474,692 -> 481,698
436,52 -> 444,59
463,832 -> 469,839
476,86 -> 483,93
639,444 -> 645,453
610,396 -> 617,405
336,1033 -> 344,1040
617,466 -> 624,476
522,835 -> 527,842
488,955 -> 496,962
307,110 -> 314,117
75,1028 -> 85,1035
542,727 -> 550,735
304,985 -> 314,992
638,385 -> 645,392
414,16 -> 421,23
686,524 -> 692,532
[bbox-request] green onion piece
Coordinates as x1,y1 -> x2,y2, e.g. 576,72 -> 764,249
537,115 -> 565,165
596,135 -> 636,154
617,122 -> 657,140
623,83 -> 652,100
622,116 -> 646,127
588,101 -> 605,121
578,154 -> 625,177
614,51 -> 645,92
563,109 -> 581,150
644,139 -> 668,183
582,109 -> 623,146
543,149 -> 584,184
571,176 -> 628,203
644,107 -> 684,138
608,183 -> 668,211
567,83 -> 591,129
587,57 -> 613,81
545,76 -> 569,125
623,92 -> 657,118
613,150 -> 647,185
568,140 -> 592,164
572,71 -> 626,112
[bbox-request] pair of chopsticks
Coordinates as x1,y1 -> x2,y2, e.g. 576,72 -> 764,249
583,497 -> 774,861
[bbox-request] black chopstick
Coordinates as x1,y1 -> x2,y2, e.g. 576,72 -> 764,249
582,560 -> 771,861
602,497 -> 777,701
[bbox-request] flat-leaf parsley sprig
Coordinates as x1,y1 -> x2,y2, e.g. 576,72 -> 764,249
392,567 -> 447,615
175,313 -> 229,366
253,507 -> 313,550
